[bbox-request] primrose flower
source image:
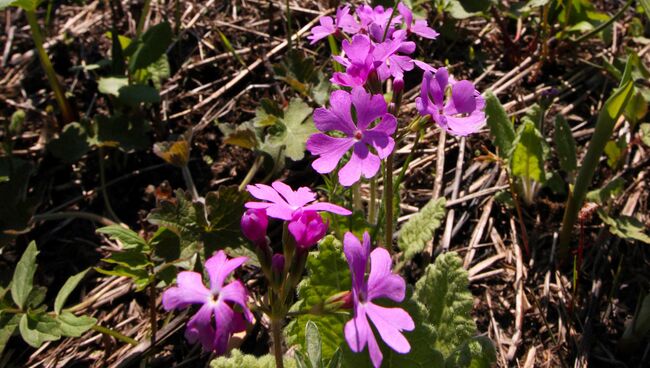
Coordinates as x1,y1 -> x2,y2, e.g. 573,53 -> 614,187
306,87 -> 396,186
162,251 -> 253,354
343,232 -> 414,368
356,4 -> 401,41
308,6 -> 360,44
241,208 -> 268,246
416,67 -> 486,136
332,34 -> 375,87
372,31 -> 415,81
245,181 -> 351,221
288,209 -> 328,250
397,2 -> 439,39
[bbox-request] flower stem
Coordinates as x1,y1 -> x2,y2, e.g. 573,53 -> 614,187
270,318 -> 285,368
148,280 -> 157,347
384,153 -> 394,252
369,177 -> 377,225
239,154 -> 264,192
181,165 -> 199,200
352,182 -> 362,212
136,0 -> 152,36
91,324 -> 138,346
25,10 -> 75,124
98,147 -> 121,224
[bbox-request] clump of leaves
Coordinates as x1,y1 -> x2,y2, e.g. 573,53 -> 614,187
219,98 -> 316,174
210,349 -> 297,368
0,242 -> 96,357
397,197 -> 446,262
273,50 -> 330,106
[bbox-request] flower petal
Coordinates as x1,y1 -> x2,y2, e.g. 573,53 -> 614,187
302,202 -> 352,216
365,302 -> 414,354
212,302 -> 236,355
221,280 -> 253,323
184,303 -> 215,351
271,181 -> 316,208
338,143 -> 380,187
444,111 -> 486,136
351,87 -> 387,131
206,250 -> 247,293
313,104 -> 356,136
343,231 -> 370,293
162,271 -> 209,310
367,248 -> 406,302
343,34 -> 372,65
450,80 -> 477,114
307,134 -> 355,174
412,20 -> 439,39
246,183 -> 286,206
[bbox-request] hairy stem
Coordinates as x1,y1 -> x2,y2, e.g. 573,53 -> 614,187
98,147 -> 121,223
181,165 -> 199,200
384,153 -> 394,252
25,10 -> 75,124
239,154 -> 264,191
270,318 -> 284,368
92,324 -> 138,345
369,177 -> 377,225
352,182 -> 362,212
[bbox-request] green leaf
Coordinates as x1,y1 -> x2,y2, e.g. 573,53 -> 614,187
103,250 -> 151,270
586,177 -> 624,204
640,0 -> 650,21
485,92 -> 516,159
18,313 -> 60,348
414,252 -> 476,356
445,336 -> 497,368
9,109 -> 25,136
199,186 -> 250,253
0,314 -> 20,357
54,269 -> 89,315
95,114 -> 151,151
218,122 -> 259,150
640,123 -> 650,147
129,22 -> 173,72
118,84 -> 161,106
598,210 -> 650,244
265,98 -> 316,161
511,121 -> 547,184
98,77 -> 129,97
150,227 -> 181,262
48,122 -> 91,163
209,349 -> 297,368
97,225 -> 147,250
306,321 -> 323,368
55,312 -> 96,337
26,285 -> 47,309
0,0 -> 41,11
286,236 -> 351,361
624,92 -> 648,125
397,197 -> 446,262
553,115 -> 577,173
95,266 -> 151,291
604,139 -> 624,168
11,241 -> 38,310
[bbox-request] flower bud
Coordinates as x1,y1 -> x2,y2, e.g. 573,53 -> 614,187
392,78 -> 404,110
271,254 -> 285,288
241,208 -> 268,246
287,209 -> 328,250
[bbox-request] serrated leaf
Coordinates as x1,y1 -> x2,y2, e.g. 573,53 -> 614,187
265,98 -> 316,161
485,92 -> 515,159
54,269 -> 89,314
445,336 -> 497,368
218,122 -> 259,150
306,321 -> 323,368
18,313 -> 60,348
48,122 -> 90,163
0,314 -> 20,357
511,121 -> 547,183
209,349 -> 297,368
11,241 -> 38,310
553,115 -> 577,173
129,22 -> 173,72
414,252 -> 477,357
150,227 -> 181,262
398,197 -> 446,262
97,225 -> 147,249
56,312 -> 96,337
598,210 -> 650,244
153,133 -> 191,167
286,236 -> 351,361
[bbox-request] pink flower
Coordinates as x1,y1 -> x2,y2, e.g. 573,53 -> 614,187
241,208 -> 268,246
308,6 -> 361,44
306,88 -> 396,186
245,181 -> 351,221
288,209 -> 328,250
343,232 -> 414,368
397,3 -> 439,39
332,34 -> 376,88
416,67 -> 486,136
162,251 -> 253,354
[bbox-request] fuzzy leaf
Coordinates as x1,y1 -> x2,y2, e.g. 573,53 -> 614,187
11,241 -> 38,310
286,236 -> 351,361
55,312 -> 96,337
397,197 -> 446,262
210,349 -> 297,368
414,252 -> 477,356
598,211 -> 650,244
485,92 -> 515,159
97,225 -> 147,249
553,115 -> 577,173
265,98 -> 316,161
306,321 -> 323,368
54,269 -> 89,315
0,314 -> 20,357
445,336 -> 496,368
511,121 -> 547,184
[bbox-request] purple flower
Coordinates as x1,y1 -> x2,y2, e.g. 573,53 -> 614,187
343,232 -> 414,368
245,181 -> 351,220
306,87 -> 396,186
397,3 -> 439,39
308,6 -> 361,44
241,208 -> 268,246
288,209 -> 328,250
372,32 -> 415,81
415,67 -> 486,136
332,35 -> 375,87
162,251 -> 253,354
356,5 -> 401,41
